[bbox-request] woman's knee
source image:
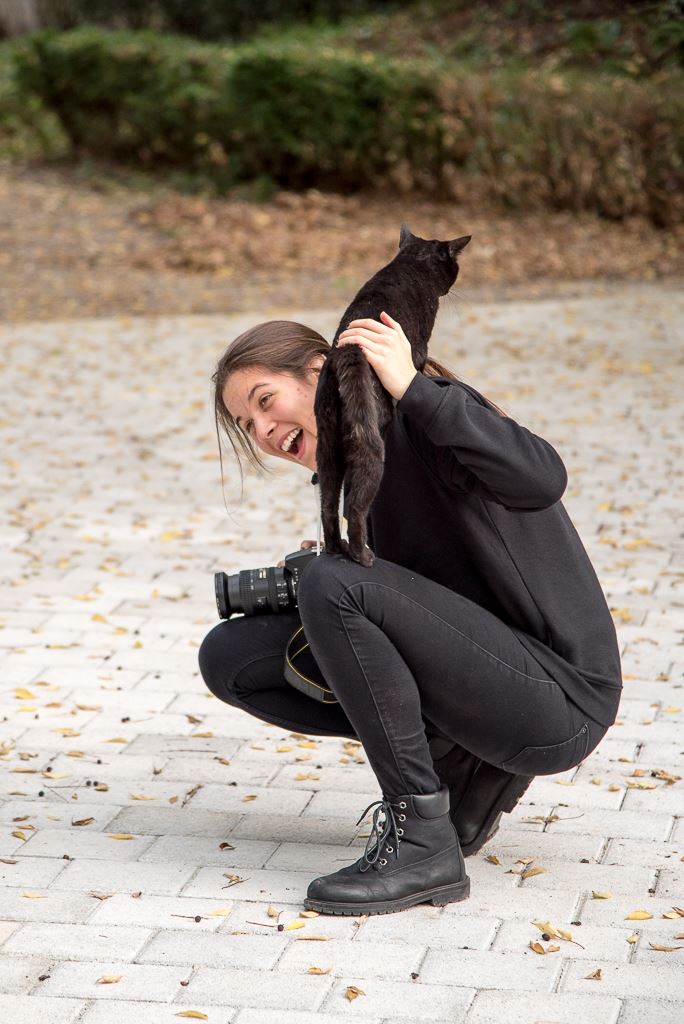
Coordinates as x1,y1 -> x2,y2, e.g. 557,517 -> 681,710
297,552 -> 360,622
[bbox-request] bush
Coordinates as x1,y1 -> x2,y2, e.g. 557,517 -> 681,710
12,27 -> 684,224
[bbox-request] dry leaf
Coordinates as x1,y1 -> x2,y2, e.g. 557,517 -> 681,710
97,975 -> 122,984
307,966 -> 332,974
649,942 -> 684,951
175,1013 -> 208,1020
207,907 -> 232,917
266,905 -> 280,918
297,935 -> 331,941
22,892 -> 47,899
521,865 -> 546,880
485,854 -> 501,865
592,891 -> 613,900
284,920 -> 305,931
108,834 -> 135,840
345,985 -> 366,1001
585,968 -> 603,980
299,911 -> 320,918
625,910 -> 653,920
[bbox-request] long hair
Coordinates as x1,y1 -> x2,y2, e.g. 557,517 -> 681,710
211,319 -> 509,500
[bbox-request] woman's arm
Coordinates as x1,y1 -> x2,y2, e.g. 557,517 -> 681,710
337,312 -> 567,512
397,371 -> 568,511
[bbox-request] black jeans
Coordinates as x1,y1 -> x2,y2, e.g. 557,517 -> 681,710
198,553 -> 607,800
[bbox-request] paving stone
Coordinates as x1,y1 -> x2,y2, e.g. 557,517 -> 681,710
136,929 -> 283,969
0,955 -> 55,994
3,923 -> 152,962
463,990 -> 622,1023
177,965 -> 332,1010
51,858 -> 197,895
0,994 -> 85,1024
559,959 -> 684,1000
77,1001 -> 234,1024
33,961 -> 189,1002
419,946 -> 561,990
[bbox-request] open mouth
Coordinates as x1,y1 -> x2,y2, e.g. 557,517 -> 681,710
286,428 -> 303,458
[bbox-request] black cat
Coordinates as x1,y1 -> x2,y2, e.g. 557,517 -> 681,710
314,224 -> 471,567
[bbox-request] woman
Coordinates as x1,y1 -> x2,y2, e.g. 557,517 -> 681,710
198,313 -> 622,917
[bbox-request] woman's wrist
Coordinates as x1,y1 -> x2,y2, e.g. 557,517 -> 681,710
392,369 -> 419,403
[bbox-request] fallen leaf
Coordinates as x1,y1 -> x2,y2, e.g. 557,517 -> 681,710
625,910 -> 653,920
345,985 -> 366,1001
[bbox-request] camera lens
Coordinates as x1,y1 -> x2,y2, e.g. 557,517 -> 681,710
214,566 -> 295,619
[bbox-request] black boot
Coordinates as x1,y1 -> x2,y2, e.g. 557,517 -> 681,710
453,761 -> 535,856
427,735 -> 534,856
303,784 -> 470,916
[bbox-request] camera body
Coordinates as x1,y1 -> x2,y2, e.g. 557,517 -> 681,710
214,547 -> 319,619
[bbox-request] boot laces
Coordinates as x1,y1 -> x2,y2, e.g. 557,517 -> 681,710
355,796 -> 407,872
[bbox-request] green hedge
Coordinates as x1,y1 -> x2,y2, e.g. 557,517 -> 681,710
12,28 -> 684,224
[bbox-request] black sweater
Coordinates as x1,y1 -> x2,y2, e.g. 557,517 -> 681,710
343,372 -> 622,729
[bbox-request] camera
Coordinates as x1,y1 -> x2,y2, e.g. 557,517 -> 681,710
214,547 -> 320,619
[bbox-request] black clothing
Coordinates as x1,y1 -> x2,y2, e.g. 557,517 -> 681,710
343,372 -> 622,729
198,368 -> 618,801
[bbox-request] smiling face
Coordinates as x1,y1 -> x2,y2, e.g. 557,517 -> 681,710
222,356 -> 325,473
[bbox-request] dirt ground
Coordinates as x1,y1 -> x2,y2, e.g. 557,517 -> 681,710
1,163 -> 682,322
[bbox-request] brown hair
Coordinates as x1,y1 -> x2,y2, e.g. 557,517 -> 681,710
211,319 -> 508,499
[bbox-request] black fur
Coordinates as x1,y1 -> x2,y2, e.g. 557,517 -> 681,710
314,224 -> 471,566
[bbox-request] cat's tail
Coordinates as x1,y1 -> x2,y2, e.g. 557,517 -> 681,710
336,347 -> 386,517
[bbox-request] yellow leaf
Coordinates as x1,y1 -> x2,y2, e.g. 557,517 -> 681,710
529,941 -> 546,954
53,727 -> 80,736
97,975 -> 122,984
72,817 -> 95,827
284,919 -> 305,931
592,891 -> 613,900
299,910 -> 320,918
75,704 -> 101,711
160,531 -> 183,541
626,933 -> 639,944
22,892 -> 47,899
207,907 -> 233,917
242,794 -> 258,801
307,966 -> 332,974
625,910 -> 652,920
485,854 -> 501,865
14,688 -> 36,699
345,985 -> 366,1001
585,968 -> 603,980
108,834 -> 135,840
130,794 -> 156,801
105,737 -> 129,744
192,731 -> 214,738
277,745 -> 293,753
649,942 -> 683,951
663,706 -> 681,713
266,905 -> 280,918
626,780 -> 657,790
12,831 -> 28,841
297,740 -> 318,749
521,865 -> 546,880
175,1013 -> 209,1020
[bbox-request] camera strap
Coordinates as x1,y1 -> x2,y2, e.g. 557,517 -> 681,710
284,624 -> 339,704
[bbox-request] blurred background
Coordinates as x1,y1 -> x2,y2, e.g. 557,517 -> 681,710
0,0 -> 682,321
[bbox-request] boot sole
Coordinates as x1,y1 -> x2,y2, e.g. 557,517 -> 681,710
458,775 -> 534,857
303,875 -> 470,916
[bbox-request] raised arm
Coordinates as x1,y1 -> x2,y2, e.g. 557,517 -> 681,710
396,372 -> 568,511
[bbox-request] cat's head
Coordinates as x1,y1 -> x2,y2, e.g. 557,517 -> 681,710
398,224 -> 471,294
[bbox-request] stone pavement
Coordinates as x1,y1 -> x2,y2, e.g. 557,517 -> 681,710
0,282 -> 683,1024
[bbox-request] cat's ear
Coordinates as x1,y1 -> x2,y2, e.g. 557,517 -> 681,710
448,235 -> 472,259
399,223 -> 415,250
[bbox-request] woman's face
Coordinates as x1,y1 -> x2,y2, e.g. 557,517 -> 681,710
223,356 -> 325,473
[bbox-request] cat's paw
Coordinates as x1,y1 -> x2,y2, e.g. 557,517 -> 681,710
350,544 -> 375,568
325,537 -> 351,559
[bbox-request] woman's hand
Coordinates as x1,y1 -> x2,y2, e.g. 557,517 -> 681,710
337,310 -> 417,402
276,539 -> 319,568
